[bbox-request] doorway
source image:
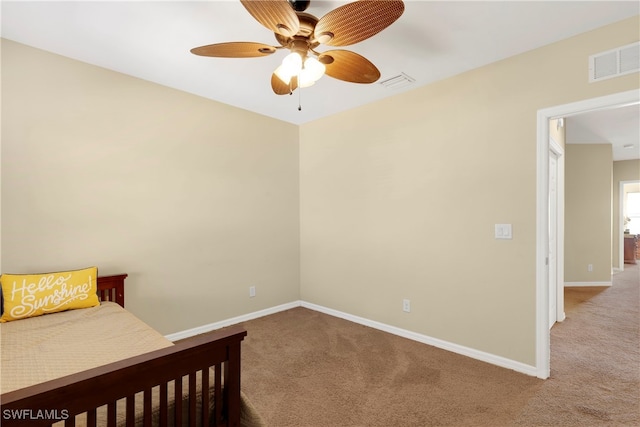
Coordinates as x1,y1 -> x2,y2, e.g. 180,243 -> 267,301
535,89 -> 640,379
620,181 -> 640,268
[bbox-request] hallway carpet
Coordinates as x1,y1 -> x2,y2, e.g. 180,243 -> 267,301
239,265 -> 639,426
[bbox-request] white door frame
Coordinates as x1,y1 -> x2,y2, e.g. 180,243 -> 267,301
535,89 -> 640,379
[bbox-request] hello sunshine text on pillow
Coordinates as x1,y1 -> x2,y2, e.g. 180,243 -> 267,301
0,267 -> 99,322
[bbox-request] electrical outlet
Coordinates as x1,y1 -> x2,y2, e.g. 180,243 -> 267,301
402,299 -> 411,313
249,286 -> 256,297
588,264 -> 593,272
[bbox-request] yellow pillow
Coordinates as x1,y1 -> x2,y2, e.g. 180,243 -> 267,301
0,267 -> 99,322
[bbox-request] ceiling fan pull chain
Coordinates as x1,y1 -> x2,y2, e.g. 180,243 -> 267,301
298,84 -> 302,111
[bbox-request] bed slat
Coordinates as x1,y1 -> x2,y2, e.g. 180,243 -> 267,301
126,395 -> 135,427
202,368 -> 210,427
174,375 -> 183,426
214,364 -> 222,426
87,409 -> 97,427
159,382 -> 168,427
143,388 -> 152,427
189,372 -> 197,427
107,401 -> 116,427
226,343 -> 242,427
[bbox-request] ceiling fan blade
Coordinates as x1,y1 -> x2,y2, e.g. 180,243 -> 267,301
319,50 -> 380,83
190,42 -> 277,58
314,0 -> 404,46
271,73 -> 298,95
240,0 -> 300,37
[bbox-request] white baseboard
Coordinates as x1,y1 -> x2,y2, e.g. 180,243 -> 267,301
301,301 -> 539,378
565,281 -> 612,287
166,300 -> 538,377
164,301 -> 301,341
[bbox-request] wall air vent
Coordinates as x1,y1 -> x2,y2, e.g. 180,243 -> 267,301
379,72 -> 415,90
589,41 -> 639,82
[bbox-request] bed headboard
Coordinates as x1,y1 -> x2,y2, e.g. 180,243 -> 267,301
97,274 -> 127,308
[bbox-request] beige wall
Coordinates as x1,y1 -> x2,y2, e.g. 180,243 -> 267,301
1,40 -> 301,334
613,160 -> 640,268
300,16 -> 639,366
565,145 -> 613,282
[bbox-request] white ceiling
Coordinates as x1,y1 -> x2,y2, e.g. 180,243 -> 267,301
567,104 -> 640,161
2,1 -> 639,158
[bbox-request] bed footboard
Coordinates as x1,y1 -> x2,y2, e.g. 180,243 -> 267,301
0,326 -> 247,427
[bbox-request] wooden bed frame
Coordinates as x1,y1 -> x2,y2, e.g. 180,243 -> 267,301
0,274 -> 247,427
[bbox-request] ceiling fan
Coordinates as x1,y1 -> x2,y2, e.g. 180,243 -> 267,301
190,0 -> 405,95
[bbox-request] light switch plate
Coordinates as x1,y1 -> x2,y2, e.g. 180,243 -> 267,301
495,224 -> 513,239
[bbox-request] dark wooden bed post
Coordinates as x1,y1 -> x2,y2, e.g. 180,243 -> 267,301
96,274 -> 127,307
225,339 -> 243,427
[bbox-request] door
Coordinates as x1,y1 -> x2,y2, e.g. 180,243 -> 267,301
549,151 -> 558,328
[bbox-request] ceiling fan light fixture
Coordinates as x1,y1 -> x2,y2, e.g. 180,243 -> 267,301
299,78 -> 316,88
283,51 -> 303,70
274,65 -> 292,85
276,53 -> 326,87
275,52 -> 303,84
301,56 -> 326,83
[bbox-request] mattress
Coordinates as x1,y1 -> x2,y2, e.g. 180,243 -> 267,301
1,302 -> 172,394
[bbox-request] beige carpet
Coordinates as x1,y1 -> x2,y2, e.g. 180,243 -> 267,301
239,264 -> 639,426
515,263 -> 640,426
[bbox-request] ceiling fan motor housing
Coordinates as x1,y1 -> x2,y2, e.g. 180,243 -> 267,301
275,13 -> 320,50
288,0 -> 310,12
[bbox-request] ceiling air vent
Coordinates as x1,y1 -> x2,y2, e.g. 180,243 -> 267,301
589,41 -> 640,82
379,72 -> 415,90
